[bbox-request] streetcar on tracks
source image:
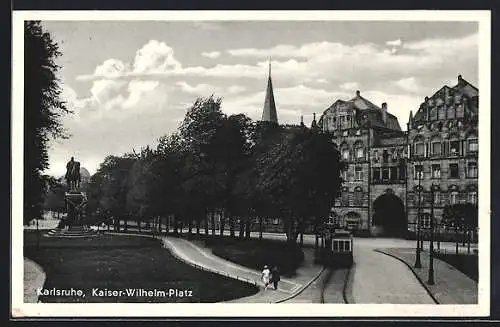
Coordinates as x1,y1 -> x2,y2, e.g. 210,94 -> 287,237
320,228 -> 354,268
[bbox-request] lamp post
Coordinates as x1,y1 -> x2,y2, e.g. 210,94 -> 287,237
414,169 -> 422,268
428,185 -> 435,285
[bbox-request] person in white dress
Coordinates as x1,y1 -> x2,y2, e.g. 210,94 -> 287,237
261,265 -> 271,290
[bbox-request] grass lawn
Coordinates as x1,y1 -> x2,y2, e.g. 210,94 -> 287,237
24,231 -> 258,303
434,252 -> 478,282
203,235 -> 304,277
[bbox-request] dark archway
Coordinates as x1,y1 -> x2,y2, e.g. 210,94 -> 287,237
372,191 -> 406,237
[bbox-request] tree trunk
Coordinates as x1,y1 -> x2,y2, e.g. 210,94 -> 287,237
138,218 -> 142,233
467,228 -> 471,254
300,232 -> 304,247
124,218 -> 128,232
239,217 -> 245,239
204,210 -> 209,236
259,216 -> 263,239
315,233 -> 319,250
196,219 -> 200,236
229,213 -> 235,238
245,217 -> 251,239
188,219 -> 192,235
211,210 -> 216,235
455,224 -> 459,255
220,210 -> 225,236
173,215 -> 178,235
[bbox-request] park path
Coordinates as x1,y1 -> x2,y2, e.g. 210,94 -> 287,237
347,243 -> 435,304
162,236 -> 324,303
23,258 -> 46,303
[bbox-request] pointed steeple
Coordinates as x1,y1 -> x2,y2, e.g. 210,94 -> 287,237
261,59 -> 278,123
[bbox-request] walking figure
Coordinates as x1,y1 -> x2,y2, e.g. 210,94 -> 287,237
271,266 -> 280,290
261,265 -> 271,290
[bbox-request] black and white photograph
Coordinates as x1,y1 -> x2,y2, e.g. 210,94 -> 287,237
11,10 -> 491,317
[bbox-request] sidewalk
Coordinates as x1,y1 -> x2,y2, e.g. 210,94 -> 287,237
375,248 -> 477,304
162,236 -> 324,303
24,258 -> 46,303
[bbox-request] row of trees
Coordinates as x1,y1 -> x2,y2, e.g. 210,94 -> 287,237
86,97 -> 344,244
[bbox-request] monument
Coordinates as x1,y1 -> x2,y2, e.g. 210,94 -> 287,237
63,157 -> 88,231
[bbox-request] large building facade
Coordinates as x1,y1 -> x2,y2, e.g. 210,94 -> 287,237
315,75 -> 478,236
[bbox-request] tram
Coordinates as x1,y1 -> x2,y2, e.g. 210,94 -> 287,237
323,229 -> 354,268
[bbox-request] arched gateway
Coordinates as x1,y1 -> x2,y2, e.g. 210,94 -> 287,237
372,190 -> 406,237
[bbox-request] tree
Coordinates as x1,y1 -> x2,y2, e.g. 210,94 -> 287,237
252,124 -> 343,244
24,21 -> 71,225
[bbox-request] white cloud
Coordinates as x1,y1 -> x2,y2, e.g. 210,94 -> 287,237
340,82 -> 359,92
386,39 -> 402,47
227,85 -> 246,94
176,81 -> 246,97
394,77 -> 422,93
202,51 -> 221,59
132,40 -> 181,73
76,33 -> 478,91
176,81 -> 217,95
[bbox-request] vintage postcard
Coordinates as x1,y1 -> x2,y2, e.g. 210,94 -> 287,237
11,10 -> 491,318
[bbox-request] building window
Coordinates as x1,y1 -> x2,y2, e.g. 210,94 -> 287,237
450,191 -> 458,205
373,168 -> 381,182
392,149 -> 398,162
328,213 -> 338,226
341,169 -> 348,182
373,150 -> 379,163
430,107 -> 437,120
413,190 -> 424,205
354,143 -> 365,160
467,162 -> 478,178
431,164 -> 441,179
342,148 -> 350,161
382,168 -> 390,181
390,167 -> 398,181
383,150 -> 389,163
468,138 -> 478,153
355,167 -> 363,181
414,143 -> 425,157
272,218 -> 280,225
431,141 -> 442,156
449,140 -> 460,156
434,191 -> 441,206
399,165 -> 406,180
354,187 -> 362,205
414,165 -> 424,180
341,188 -> 349,206
343,130 -> 349,136
421,214 -> 431,229
468,191 -> 477,205
449,163 -> 459,178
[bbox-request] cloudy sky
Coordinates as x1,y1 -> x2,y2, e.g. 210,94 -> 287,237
40,20 -> 478,176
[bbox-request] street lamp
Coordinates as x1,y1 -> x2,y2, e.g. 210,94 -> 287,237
414,169 -> 422,268
428,184 -> 436,285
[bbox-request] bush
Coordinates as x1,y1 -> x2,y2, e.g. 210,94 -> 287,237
208,236 -> 304,277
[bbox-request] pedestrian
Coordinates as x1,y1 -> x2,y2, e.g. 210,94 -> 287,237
261,265 -> 271,290
271,266 -> 280,290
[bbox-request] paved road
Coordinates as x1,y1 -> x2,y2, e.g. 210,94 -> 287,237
348,242 -> 435,304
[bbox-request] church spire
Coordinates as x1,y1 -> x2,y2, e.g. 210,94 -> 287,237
261,59 -> 278,123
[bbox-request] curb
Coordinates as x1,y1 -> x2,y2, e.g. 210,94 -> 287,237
374,249 -> 439,304
162,238 -> 260,288
106,231 -> 324,303
275,266 -> 325,303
